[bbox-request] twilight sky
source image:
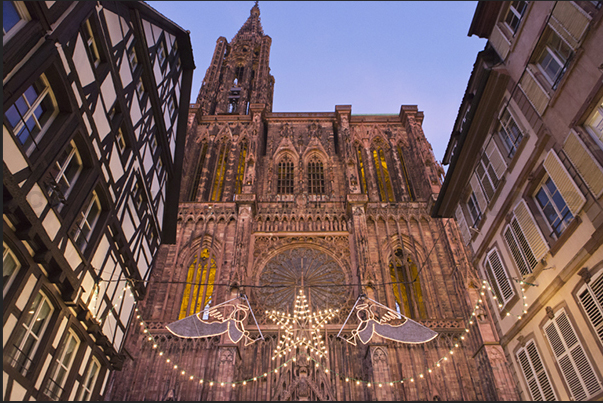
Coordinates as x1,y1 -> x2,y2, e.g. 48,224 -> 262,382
147,1 -> 487,163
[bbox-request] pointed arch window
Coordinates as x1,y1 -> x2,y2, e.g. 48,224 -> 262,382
277,155 -> 294,194
356,146 -> 368,194
189,141 -> 208,201
389,249 -> 426,319
396,145 -> 415,201
179,248 -> 217,320
235,140 -> 248,194
307,155 -> 325,194
372,146 -> 395,202
210,142 -> 229,201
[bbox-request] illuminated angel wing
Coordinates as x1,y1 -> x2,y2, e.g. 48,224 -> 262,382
373,318 -> 437,344
166,313 -> 230,339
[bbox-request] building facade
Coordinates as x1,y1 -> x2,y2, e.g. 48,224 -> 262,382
3,1 -> 193,400
433,1 -> 603,401
107,4 -> 518,401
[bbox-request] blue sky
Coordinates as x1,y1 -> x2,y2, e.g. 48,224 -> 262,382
147,1 -> 486,163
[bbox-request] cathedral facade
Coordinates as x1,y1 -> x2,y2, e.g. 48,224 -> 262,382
106,4 -> 518,401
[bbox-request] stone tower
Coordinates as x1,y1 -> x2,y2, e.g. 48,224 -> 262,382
106,4 -> 518,401
196,1 -> 274,116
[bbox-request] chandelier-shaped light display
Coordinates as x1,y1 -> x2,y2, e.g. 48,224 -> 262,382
267,289 -> 338,361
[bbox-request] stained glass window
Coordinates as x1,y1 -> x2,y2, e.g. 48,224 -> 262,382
179,248 -> 217,319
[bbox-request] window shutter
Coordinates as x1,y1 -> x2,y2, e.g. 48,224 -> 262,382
545,309 -> 602,400
486,249 -> 515,305
516,340 -> 557,401
513,200 -> 549,262
504,224 -> 533,276
543,150 -> 586,216
564,130 -> 603,198
577,272 -> 603,345
485,139 -> 507,180
519,67 -> 550,116
551,1 -> 591,49
470,174 -> 488,212
490,24 -> 511,60
455,205 -> 471,245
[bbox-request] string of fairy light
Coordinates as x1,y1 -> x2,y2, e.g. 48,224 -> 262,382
115,276 -> 535,388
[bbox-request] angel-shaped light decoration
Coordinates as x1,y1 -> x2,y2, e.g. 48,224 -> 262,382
166,294 -> 263,346
337,295 -> 437,346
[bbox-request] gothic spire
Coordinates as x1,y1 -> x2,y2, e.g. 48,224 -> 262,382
233,1 -> 264,41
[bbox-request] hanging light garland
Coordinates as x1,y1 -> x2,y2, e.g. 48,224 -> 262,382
125,277 -> 533,388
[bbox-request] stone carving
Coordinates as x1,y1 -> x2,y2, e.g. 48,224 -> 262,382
280,122 -> 293,138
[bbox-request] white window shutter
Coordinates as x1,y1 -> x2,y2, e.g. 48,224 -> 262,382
543,150 -> 586,216
470,173 -> 488,211
513,200 -> 549,262
577,272 -> 603,345
545,309 -> 602,400
504,224 -> 533,276
485,139 -> 507,180
485,249 -> 515,305
564,130 -> 603,198
516,340 -> 557,401
455,205 -> 471,245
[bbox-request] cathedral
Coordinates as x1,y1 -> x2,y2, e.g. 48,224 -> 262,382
106,4 -> 518,401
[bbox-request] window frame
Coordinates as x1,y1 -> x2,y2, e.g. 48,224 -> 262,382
535,29 -> 574,89
475,152 -> 497,202
49,140 -> 83,202
136,76 -> 145,99
584,96 -> 603,151
70,192 -> 102,252
3,1 -> 30,44
115,125 -> 127,154
277,155 -> 295,195
82,18 -> 102,69
156,37 -> 168,70
389,249 -> 426,320
77,356 -> 101,401
307,155 -> 325,195
45,328 -> 80,400
533,176 -> 573,239
466,192 -> 482,227
498,108 -> 524,159
10,291 -> 55,376
503,1 -> 528,35
127,40 -> 139,73
4,73 -> 59,156
3,243 -> 21,297
179,249 -> 217,320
